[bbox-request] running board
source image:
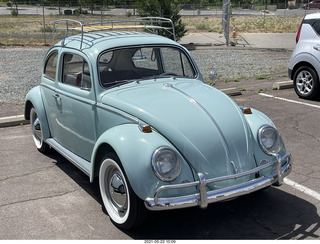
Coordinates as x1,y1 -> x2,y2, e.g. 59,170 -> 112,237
46,138 -> 91,177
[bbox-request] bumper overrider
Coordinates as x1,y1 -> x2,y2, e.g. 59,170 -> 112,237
145,153 -> 292,210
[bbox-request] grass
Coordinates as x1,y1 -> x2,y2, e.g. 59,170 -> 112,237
184,15 -> 302,33
0,14 -> 303,46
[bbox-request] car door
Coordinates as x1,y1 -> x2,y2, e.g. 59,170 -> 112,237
310,19 -> 320,63
44,50 -> 96,161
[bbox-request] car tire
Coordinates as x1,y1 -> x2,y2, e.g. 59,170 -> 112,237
30,107 -> 49,153
99,152 -> 148,230
293,66 -> 320,99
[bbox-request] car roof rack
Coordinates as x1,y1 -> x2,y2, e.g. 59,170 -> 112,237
51,17 -> 176,49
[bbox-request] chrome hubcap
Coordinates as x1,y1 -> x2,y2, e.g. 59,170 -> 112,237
296,70 -> 313,95
109,172 -> 127,210
31,109 -> 43,148
106,168 -> 128,215
33,117 -> 42,141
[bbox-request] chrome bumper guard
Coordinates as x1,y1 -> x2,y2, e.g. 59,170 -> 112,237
145,153 -> 292,211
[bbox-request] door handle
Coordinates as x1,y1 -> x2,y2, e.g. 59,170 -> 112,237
313,46 -> 320,51
52,93 -> 60,99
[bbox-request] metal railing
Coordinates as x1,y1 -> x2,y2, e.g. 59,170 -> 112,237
51,17 -> 176,49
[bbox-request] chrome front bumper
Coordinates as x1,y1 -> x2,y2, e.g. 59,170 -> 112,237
145,153 -> 292,211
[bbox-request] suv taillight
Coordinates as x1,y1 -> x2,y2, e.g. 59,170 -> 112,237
296,18 -> 304,43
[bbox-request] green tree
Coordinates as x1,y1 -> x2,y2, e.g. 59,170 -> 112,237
137,0 -> 187,41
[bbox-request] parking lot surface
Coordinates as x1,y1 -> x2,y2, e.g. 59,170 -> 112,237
1,81 -> 320,239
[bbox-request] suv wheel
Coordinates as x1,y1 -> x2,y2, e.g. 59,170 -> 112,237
293,66 -> 320,99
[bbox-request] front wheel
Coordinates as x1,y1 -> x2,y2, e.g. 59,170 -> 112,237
99,152 -> 147,230
293,66 -> 320,99
30,107 -> 49,153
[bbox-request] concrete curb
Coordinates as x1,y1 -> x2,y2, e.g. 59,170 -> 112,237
221,87 -> 242,96
0,115 -> 29,128
272,80 -> 294,90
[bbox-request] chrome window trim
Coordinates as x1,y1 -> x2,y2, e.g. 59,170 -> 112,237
97,44 -> 199,90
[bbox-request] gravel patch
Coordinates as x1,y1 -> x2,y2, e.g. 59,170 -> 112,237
0,47 -> 48,104
0,47 -> 291,104
190,48 -> 292,82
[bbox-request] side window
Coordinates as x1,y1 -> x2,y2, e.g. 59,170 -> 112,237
313,20 -> 320,35
44,51 -> 58,80
62,53 -> 92,90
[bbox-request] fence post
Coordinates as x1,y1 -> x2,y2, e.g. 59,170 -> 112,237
42,0 -> 46,45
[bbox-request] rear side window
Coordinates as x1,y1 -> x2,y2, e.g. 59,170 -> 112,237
61,53 -> 92,91
44,51 -> 58,80
313,19 -> 320,35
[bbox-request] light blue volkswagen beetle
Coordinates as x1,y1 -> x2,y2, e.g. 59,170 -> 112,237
25,18 -> 292,230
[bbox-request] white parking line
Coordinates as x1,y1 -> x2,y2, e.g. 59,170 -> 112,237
259,93 -> 320,109
259,93 -> 320,201
284,178 -> 320,201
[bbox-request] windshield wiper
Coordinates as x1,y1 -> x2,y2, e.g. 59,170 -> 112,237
106,79 -> 142,89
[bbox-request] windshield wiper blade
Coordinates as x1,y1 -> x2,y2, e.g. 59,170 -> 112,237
106,79 -> 139,89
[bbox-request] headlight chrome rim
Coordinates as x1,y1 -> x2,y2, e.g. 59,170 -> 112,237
152,147 -> 181,182
258,125 -> 282,156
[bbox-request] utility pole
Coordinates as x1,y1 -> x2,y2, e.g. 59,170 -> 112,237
222,0 -> 231,46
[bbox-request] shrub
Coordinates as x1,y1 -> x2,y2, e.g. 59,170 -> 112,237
137,0 -> 187,41
64,9 -> 72,15
11,9 -> 18,16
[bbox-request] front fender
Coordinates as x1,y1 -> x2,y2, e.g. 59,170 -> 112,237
24,86 -> 51,141
90,123 -> 195,200
244,108 -> 287,175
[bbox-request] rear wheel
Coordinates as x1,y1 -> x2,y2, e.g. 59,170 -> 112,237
30,107 -> 49,153
293,66 -> 320,99
99,152 -> 147,230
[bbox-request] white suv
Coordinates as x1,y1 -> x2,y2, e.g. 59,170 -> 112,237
289,13 -> 320,99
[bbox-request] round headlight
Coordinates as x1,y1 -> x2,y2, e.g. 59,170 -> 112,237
152,147 -> 181,182
258,125 -> 282,155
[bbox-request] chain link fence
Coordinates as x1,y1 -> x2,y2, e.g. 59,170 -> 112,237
0,1 -> 312,46
0,1 -> 313,17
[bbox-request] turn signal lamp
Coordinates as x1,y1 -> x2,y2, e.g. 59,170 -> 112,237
139,123 -> 152,133
240,106 -> 252,114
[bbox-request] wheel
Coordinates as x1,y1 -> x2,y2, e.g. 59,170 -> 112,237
30,107 -> 49,153
293,66 -> 320,99
99,152 -> 147,230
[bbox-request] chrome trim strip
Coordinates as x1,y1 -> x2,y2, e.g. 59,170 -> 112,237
96,104 -> 139,123
169,85 -> 232,158
145,153 -> 291,211
41,83 -> 138,123
41,83 -> 55,91
41,83 -> 95,106
46,138 -> 90,176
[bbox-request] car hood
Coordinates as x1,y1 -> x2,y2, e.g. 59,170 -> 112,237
101,81 -> 256,188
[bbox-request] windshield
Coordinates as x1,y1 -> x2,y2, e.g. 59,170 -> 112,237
99,46 -> 196,88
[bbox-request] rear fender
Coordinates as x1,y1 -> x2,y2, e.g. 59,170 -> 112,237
24,86 -> 51,141
90,123 -> 195,200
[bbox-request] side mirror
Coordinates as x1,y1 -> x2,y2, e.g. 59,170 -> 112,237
209,70 -> 217,86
